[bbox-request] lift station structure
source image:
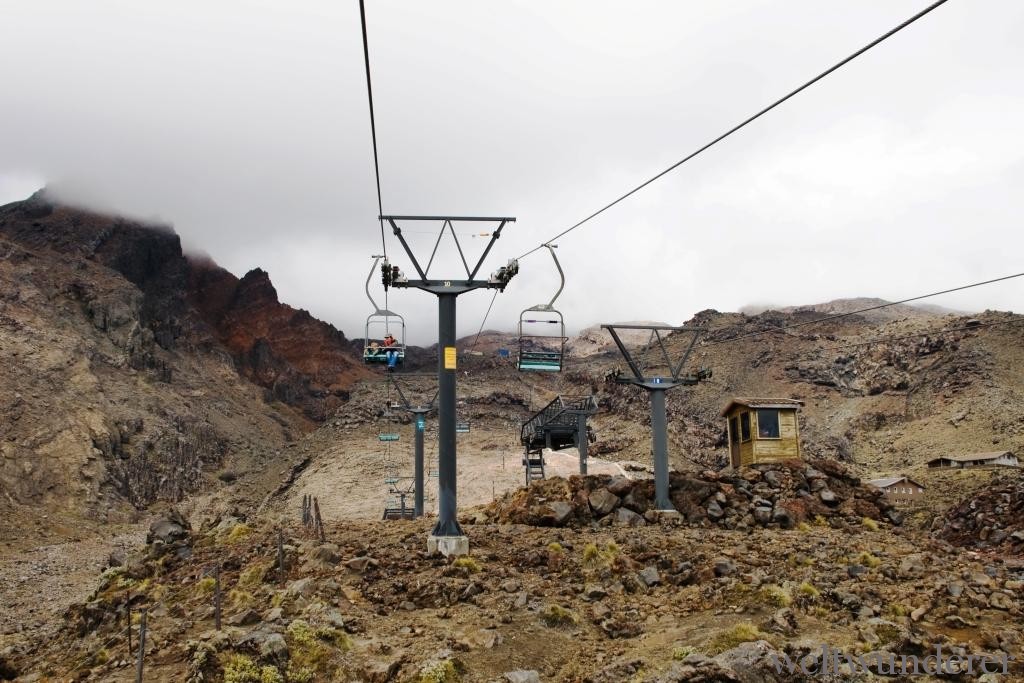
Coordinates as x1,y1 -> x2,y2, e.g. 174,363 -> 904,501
602,324 -> 711,512
520,395 -> 598,484
383,215 -> 518,556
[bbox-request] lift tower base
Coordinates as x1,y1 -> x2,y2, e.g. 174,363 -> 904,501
427,534 -> 470,557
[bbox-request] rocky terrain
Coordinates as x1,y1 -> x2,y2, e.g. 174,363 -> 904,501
4,495 -> 1023,681
938,469 -> 1024,555
2,191 -> 1024,680
0,191 -> 370,542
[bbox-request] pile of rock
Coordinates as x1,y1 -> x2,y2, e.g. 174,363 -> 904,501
482,458 -> 902,530
937,473 -> 1024,554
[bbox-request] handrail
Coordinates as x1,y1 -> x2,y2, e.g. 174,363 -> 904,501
520,395 -> 598,445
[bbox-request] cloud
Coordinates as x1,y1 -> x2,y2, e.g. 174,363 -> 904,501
1,0 -> 1021,343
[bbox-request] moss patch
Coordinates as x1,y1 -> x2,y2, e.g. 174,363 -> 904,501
221,653 -> 284,683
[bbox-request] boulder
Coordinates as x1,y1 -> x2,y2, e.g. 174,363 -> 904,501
345,556 -> 380,573
226,608 -> 261,626
147,510 -> 190,545
607,476 -> 634,496
638,567 -> 661,587
259,633 -> 289,661
588,489 -> 620,517
615,507 -> 646,527
713,558 -> 736,577
540,501 -> 574,527
311,543 -> 341,565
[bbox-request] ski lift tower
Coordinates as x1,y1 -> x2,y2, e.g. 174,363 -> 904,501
388,373 -> 439,518
383,215 -> 517,556
601,324 -> 711,514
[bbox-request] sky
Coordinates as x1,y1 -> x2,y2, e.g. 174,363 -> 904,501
1,0 -> 1022,344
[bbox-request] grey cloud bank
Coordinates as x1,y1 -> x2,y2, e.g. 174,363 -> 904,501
1,1 -> 1021,343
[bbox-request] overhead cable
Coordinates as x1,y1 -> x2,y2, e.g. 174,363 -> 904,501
514,0 -> 952,261
358,0 -> 387,260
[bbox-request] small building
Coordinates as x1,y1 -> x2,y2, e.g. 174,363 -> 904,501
867,475 -> 926,506
926,451 -> 1020,469
721,398 -> 804,468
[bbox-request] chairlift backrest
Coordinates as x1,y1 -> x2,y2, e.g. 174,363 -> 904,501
517,244 -> 567,372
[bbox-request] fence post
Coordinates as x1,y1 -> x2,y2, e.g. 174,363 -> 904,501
313,497 -> 325,543
126,608 -> 132,660
213,565 -> 222,631
277,528 -> 286,583
135,608 -> 147,683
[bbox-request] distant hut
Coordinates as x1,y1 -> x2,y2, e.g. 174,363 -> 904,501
721,398 -> 804,468
867,475 -> 926,506
926,451 -> 1020,469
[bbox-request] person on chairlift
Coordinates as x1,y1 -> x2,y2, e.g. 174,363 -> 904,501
383,334 -> 398,369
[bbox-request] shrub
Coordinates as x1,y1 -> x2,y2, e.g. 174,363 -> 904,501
195,577 -> 217,597
224,524 -> 253,544
887,603 -> 907,618
856,551 -> 881,568
672,645 -> 696,660
582,542 -> 619,569
796,522 -> 813,533
419,659 -> 460,683
861,517 -> 879,531
547,542 -> 564,554
221,654 -> 283,683
797,581 -> 820,600
706,621 -> 767,655
759,585 -> 793,607
227,589 -> 255,610
238,562 -> 269,589
283,619 -> 350,678
540,604 -> 577,627
452,556 -> 481,573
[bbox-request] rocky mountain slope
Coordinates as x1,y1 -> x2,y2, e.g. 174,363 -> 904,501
0,191 -> 370,543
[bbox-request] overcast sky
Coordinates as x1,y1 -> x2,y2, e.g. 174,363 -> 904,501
1,1 -> 1022,343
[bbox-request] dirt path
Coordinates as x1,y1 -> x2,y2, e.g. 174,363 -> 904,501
288,427 -> 626,522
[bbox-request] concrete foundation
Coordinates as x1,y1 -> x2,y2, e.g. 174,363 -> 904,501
427,534 -> 470,557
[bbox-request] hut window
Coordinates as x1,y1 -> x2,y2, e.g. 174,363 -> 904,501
756,409 -> 780,439
740,412 -> 751,442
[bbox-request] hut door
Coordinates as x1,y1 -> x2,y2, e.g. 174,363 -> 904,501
729,416 -> 740,468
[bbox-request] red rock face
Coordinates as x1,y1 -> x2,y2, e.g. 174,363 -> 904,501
186,259 -> 373,420
1,190 -> 371,422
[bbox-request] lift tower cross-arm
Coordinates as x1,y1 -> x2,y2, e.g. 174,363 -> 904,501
601,324 -> 712,514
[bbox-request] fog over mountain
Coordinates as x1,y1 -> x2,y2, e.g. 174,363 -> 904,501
2,1 -> 1022,343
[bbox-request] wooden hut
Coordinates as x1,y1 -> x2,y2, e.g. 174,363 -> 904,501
721,398 -> 804,468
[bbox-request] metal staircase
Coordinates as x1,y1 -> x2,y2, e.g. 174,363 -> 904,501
519,395 -> 598,485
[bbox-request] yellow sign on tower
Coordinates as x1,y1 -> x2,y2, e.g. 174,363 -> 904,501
443,346 -> 457,370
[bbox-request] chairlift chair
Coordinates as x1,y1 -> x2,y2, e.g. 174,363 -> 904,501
362,255 -> 406,366
517,245 -> 567,372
